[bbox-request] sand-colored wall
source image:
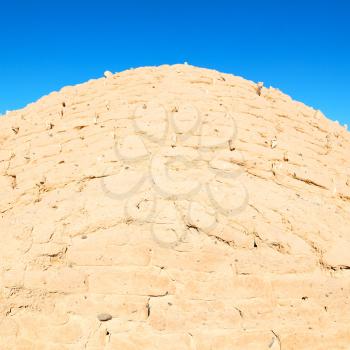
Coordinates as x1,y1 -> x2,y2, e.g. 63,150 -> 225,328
1,65 -> 350,349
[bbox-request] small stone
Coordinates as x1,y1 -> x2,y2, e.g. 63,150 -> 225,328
104,71 -> 113,78
270,138 -> 277,149
97,313 -> 112,322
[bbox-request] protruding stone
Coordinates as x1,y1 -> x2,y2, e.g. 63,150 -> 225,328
257,81 -> 264,95
103,71 -> 113,78
97,313 -> 112,322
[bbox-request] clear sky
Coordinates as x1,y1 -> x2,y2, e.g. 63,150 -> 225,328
0,0 -> 349,125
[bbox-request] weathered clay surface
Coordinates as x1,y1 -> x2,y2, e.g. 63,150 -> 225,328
0,65 -> 350,349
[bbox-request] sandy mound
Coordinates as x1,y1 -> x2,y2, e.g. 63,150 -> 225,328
1,65 -> 350,349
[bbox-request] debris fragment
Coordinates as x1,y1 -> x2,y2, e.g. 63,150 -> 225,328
257,82 -> 264,96
46,122 -> 54,130
93,113 -> 99,125
270,137 -> 277,149
228,139 -> 235,151
12,127 -> 19,134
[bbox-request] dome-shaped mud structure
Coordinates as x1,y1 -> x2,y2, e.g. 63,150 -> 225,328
1,65 -> 350,349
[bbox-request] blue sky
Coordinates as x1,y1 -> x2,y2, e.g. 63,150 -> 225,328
0,0 -> 349,125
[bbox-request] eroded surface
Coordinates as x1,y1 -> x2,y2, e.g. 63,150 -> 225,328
1,65 -> 350,349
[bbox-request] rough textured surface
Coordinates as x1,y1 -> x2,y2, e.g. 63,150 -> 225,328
1,64 -> 350,349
